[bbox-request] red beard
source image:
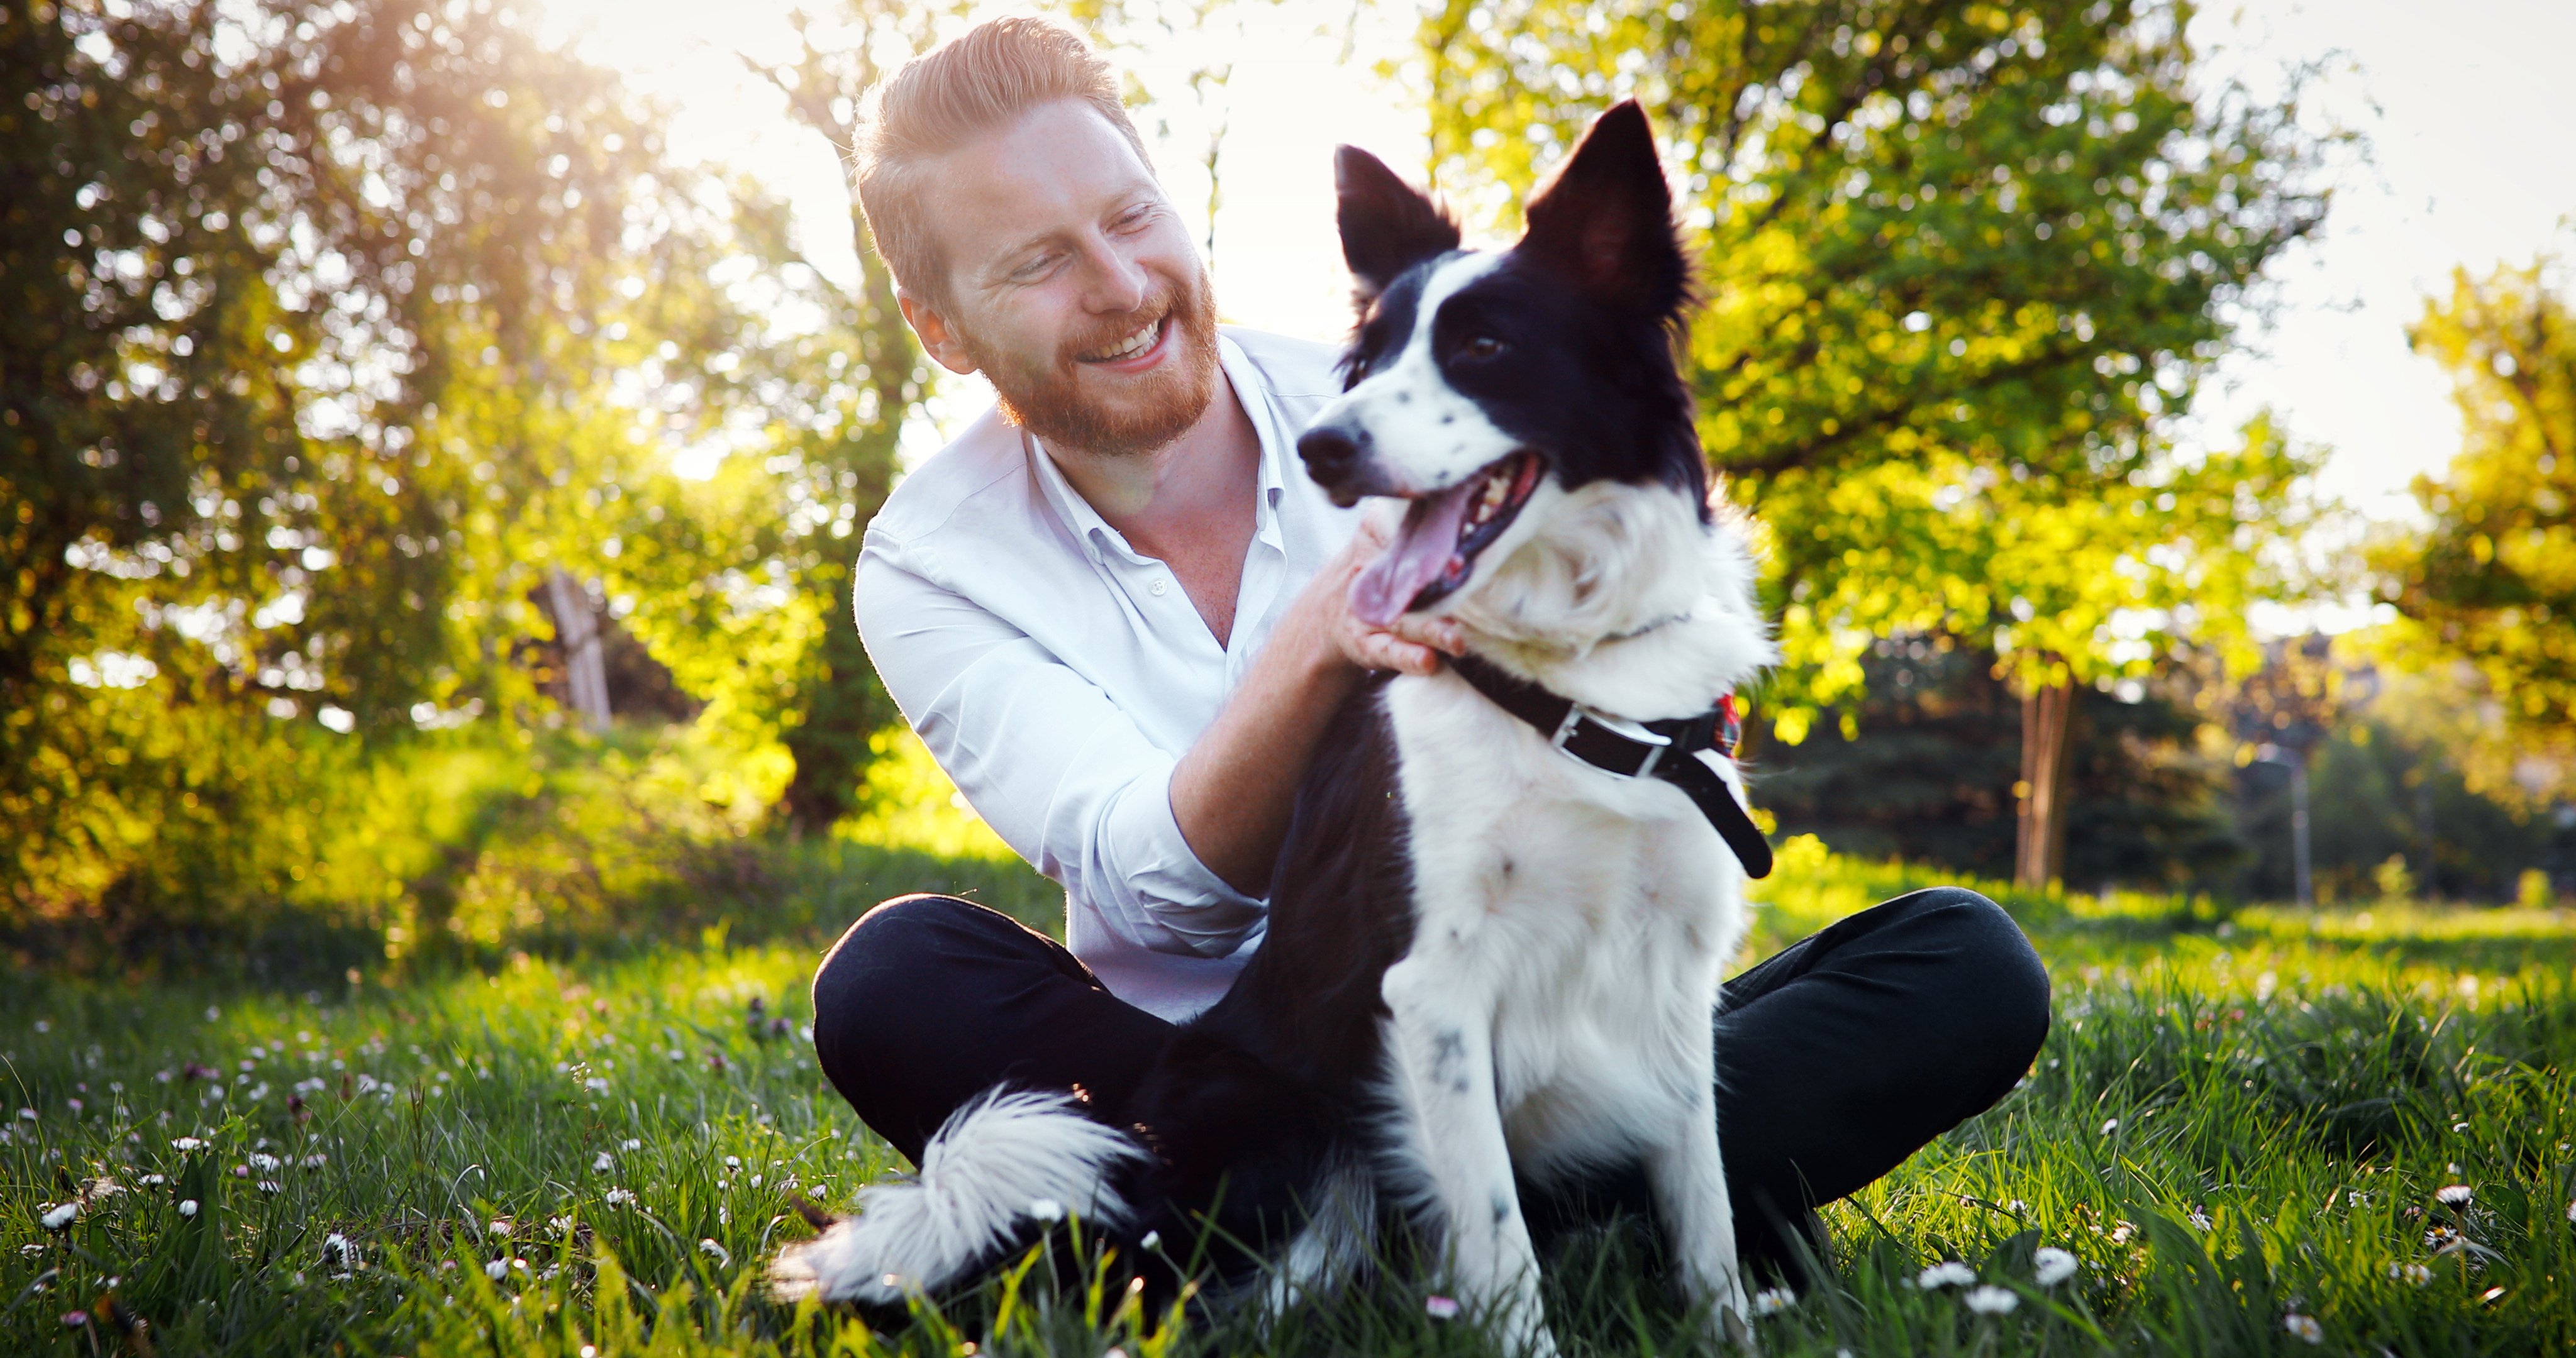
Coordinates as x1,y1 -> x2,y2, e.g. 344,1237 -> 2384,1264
964,265 -> 1221,459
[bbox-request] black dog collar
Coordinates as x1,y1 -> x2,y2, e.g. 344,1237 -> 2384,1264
1447,654 -> 1774,879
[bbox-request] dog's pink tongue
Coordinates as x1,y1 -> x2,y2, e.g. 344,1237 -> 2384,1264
1350,482 -> 1477,627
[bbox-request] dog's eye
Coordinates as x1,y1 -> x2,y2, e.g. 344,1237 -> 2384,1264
1462,335 -> 1506,359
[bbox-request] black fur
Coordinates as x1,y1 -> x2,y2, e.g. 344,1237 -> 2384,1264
1323,100 -> 1709,517
1077,677 -> 1414,1293
1334,145 -> 1462,304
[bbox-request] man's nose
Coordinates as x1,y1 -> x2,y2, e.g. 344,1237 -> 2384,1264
1079,236 -> 1151,314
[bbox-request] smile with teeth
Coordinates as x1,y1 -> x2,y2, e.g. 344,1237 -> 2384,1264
1081,316 -> 1164,363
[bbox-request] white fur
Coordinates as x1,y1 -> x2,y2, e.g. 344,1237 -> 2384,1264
1311,254 -> 1521,495
1371,472 -> 1773,1352
770,1088 -> 1145,1305
1258,1149 -> 1382,1318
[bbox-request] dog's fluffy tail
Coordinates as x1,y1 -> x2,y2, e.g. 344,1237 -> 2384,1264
769,1088 -> 1147,1306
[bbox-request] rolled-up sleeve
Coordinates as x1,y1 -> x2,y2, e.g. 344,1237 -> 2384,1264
853,538 -> 1266,959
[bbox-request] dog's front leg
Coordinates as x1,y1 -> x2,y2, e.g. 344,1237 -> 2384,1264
1381,956 -> 1555,1357
1645,1037 -> 1753,1340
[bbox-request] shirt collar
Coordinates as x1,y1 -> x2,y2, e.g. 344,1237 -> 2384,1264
1221,334 -> 1291,551
1024,331 -> 1289,566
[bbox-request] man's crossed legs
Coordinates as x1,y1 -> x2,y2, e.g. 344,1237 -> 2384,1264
808,886 -> 2050,1279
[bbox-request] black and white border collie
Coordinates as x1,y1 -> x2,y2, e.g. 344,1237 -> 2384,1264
773,101 -> 1775,1354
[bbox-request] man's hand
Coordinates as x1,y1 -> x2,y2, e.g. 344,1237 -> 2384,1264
1287,511 -> 1466,678
1167,510 -> 1466,898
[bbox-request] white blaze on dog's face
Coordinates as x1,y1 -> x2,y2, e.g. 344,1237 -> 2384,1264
1311,251 -> 1519,500
1297,102 -> 1709,631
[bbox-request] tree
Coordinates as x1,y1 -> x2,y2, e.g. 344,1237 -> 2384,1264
0,0 -> 792,923
2370,249 -> 2576,807
671,2 -> 950,834
1405,0 -> 2333,886
1759,634 -> 2244,890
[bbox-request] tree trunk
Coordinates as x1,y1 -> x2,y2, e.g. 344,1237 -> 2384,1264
545,568 -> 612,733
2015,676 -> 2078,890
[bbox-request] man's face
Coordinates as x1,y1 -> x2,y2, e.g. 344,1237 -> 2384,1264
906,99 -> 1219,458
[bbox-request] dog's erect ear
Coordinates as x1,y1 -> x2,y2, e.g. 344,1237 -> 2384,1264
1518,100 -> 1687,316
1335,145 -> 1460,305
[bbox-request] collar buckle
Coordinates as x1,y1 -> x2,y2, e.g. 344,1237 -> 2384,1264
1547,705 -> 1584,750
1549,704 -> 1674,778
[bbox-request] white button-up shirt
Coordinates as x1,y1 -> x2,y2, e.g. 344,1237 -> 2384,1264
853,328 -> 1360,1020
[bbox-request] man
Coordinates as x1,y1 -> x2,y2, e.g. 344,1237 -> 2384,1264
816,15 -> 2048,1279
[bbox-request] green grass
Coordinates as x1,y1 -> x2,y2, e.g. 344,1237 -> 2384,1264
4,837 -> 2572,1355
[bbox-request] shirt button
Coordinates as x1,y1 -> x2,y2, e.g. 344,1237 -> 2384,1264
1149,578 -> 1168,596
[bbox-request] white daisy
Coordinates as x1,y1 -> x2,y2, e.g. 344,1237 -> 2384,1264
1963,1285 -> 2019,1315
1917,1261 -> 1976,1289
2034,1246 -> 2079,1286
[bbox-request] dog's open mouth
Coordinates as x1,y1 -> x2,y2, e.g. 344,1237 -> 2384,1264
1350,451 -> 1544,626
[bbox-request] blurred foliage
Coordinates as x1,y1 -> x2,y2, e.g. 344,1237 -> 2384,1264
2258,715 -> 2571,907
2368,248 -> 2576,807
0,0 -> 932,931
2,0 -> 665,920
1404,0 -> 2339,737
2201,631 -> 2346,760
1759,634 -> 2245,892
1,715 -> 1053,978
838,726 -> 1021,863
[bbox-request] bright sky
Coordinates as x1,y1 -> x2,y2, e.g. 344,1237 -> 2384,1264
540,0 -> 2576,519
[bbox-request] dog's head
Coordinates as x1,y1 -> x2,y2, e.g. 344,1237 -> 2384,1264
1299,101 -> 1708,628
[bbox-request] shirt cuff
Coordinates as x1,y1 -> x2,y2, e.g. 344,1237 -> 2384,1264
1097,765 -> 1268,959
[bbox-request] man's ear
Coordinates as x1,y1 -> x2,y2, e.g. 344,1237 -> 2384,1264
1516,100 -> 1688,317
1334,146 -> 1460,306
898,289 -> 980,376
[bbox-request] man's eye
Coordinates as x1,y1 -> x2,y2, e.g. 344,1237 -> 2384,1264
1112,208 -> 1153,233
1011,254 -> 1060,282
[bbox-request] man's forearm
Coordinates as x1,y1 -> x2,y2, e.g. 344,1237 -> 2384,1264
1169,521 -> 1460,898
1167,605 -> 1366,897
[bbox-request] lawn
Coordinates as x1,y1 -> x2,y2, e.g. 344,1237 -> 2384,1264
4,835 -> 2571,1355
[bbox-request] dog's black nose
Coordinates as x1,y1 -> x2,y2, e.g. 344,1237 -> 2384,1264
1297,422 -> 1367,502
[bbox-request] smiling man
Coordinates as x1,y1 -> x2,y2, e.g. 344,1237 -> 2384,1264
813,16 -> 2050,1283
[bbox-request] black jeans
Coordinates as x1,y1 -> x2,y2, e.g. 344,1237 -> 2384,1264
810,886 -> 2050,1276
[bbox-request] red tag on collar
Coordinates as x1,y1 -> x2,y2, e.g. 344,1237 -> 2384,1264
1716,694 -> 1742,758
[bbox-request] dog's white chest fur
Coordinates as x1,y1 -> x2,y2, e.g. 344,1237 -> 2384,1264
1384,670 -> 1748,1181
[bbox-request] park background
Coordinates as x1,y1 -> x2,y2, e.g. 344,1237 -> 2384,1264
3,0 -> 2574,1354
